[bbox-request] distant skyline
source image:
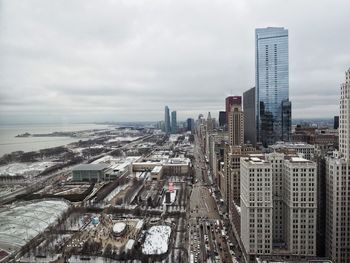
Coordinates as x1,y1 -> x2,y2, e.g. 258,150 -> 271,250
1,0 -> 349,124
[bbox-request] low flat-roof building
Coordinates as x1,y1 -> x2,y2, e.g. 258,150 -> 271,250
132,156 -> 191,179
269,142 -> 315,160
151,166 -> 163,180
72,163 -> 109,182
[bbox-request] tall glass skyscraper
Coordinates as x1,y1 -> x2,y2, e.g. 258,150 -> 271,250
164,106 -> 171,134
171,110 -> 177,134
255,27 -> 291,146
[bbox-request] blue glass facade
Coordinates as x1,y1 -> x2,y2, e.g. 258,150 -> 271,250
255,27 -> 291,146
164,106 -> 171,134
171,110 -> 177,134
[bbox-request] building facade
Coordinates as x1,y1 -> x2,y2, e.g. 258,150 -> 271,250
241,153 -> 317,262
186,118 -> 194,133
226,96 -> 242,126
325,68 -> 350,263
164,106 -> 171,134
171,110 -> 177,134
224,145 -> 259,207
269,142 -> 315,160
243,87 -> 257,146
255,27 -> 291,146
241,155 -> 273,260
72,164 -> 109,182
334,116 -> 339,129
228,101 -> 244,146
219,111 -> 227,128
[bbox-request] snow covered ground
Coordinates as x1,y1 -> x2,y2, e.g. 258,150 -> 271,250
91,155 -> 122,164
0,200 -> 70,250
107,136 -> 140,143
169,134 -> 181,142
103,183 -> 129,202
67,255 -> 141,263
142,225 -> 171,255
0,162 -> 57,176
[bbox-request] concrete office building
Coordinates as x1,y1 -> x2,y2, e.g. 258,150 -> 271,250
164,106 -> 171,134
219,111 -> 227,128
269,142 -> 315,160
224,145 -> 259,207
171,111 -> 177,134
186,118 -> 194,133
243,87 -> 257,146
206,112 -> 215,132
334,116 -> 339,129
226,96 -> 242,126
255,27 -> 291,146
241,155 -> 273,261
325,68 -> 350,263
241,153 -> 317,262
209,132 -> 229,187
228,101 -> 244,146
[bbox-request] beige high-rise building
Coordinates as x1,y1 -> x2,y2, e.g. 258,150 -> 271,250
220,100 -> 244,211
325,68 -> 350,263
228,103 -> 244,146
240,153 -> 317,262
223,145 -> 259,207
339,69 -> 350,160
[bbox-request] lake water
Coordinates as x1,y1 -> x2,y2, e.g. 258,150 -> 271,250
0,123 -> 110,158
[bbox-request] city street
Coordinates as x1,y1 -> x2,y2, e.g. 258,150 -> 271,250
188,136 -> 240,263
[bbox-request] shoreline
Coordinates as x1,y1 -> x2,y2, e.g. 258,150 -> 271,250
0,123 -> 113,158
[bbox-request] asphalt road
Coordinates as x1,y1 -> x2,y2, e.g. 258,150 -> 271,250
188,136 -> 241,263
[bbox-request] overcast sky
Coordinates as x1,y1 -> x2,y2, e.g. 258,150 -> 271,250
0,0 -> 349,124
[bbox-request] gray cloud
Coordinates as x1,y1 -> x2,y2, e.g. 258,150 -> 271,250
0,0 -> 349,123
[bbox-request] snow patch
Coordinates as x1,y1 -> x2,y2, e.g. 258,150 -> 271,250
0,162 -> 57,176
142,225 -> 171,255
107,136 -> 140,143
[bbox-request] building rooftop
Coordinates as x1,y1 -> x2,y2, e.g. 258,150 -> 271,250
242,155 -> 269,165
72,163 -> 109,171
151,166 -> 163,173
0,200 -> 70,252
290,157 -> 311,163
113,222 -> 127,234
270,142 -> 314,148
